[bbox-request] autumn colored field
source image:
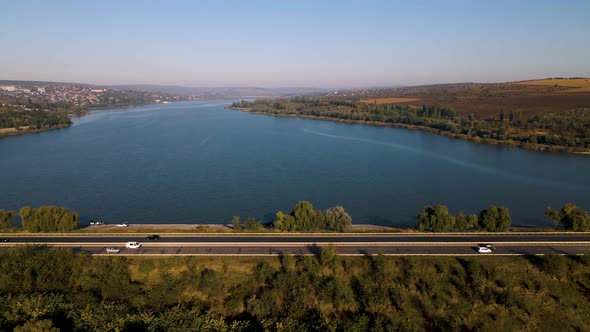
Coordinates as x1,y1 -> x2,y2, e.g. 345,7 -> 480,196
359,97 -> 421,105
515,78 -> 590,87
355,78 -> 590,117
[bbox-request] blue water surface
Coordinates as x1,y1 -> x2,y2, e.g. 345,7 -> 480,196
0,101 -> 588,226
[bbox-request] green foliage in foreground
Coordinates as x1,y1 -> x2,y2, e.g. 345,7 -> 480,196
19,206 -> 79,232
417,205 -> 509,232
1,247 -> 590,331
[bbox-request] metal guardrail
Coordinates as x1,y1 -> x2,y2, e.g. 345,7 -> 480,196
91,253 -> 574,257
2,241 -> 590,247
1,231 -> 590,237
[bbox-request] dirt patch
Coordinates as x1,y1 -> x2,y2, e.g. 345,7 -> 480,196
80,223 -> 234,233
0,128 -> 18,133
514,78 -> 590,88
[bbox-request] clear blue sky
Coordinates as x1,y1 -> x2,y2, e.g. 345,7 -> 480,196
1,0 -> 589,88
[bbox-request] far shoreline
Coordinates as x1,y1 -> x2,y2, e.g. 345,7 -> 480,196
0,100 -> 187,140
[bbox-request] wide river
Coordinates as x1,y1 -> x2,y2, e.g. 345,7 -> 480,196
1,101 -> 589,227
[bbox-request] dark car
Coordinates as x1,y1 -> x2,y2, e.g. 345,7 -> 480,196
0,238 -> 9,242
146,235 -> 161,240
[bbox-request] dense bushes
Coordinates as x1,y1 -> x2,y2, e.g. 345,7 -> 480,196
416,205 -> 508,232
478,206 -> 512,232
0,106 -> 72,129
19,206 -> 79,232
230,201 -> 352,232
0,246 -> 589,330
416,205 -> 458,232
417,203 -> 590,232
273,201 -> 352,232
0,209 -> 16,228
546,203 -> 590,231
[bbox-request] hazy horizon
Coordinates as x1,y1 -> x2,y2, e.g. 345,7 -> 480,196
1,0 -> 589,88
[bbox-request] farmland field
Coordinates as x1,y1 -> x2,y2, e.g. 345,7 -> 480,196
354,79 -> 590,117
359,97 -> 422,105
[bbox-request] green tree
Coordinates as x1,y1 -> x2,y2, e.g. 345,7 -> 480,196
545,203 -> 590,231
292,201 -> 317,230
478,206 -> 511,232
325,206 -> 352,232
273,201 -> 333,231
416,205 -> 455,232
19,206 -> 33,229
231,216 -> 242,231
455,211 -> 478,231
273,211 -> 295,231
19,206 -> 79,232
545,207 -> 560,226
0,209 -> 16,229
243,218 -> 263,231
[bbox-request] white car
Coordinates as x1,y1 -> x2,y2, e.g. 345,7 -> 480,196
478,247 -> 493,253
125,242 -> 141,249
105,247 -> 120,254
117,222 -> 129,227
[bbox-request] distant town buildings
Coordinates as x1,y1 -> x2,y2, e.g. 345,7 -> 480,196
0,82 -> 187,108
1,85 -> 16,92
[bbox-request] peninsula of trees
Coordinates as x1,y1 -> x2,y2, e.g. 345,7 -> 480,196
231,98 -> 590,154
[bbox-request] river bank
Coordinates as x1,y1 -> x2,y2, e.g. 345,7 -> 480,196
227,107 -> 590,155
0,123 -> 72,139
0,101 -> 175,139
0,223 -> 567,235
73,223 -> 405,233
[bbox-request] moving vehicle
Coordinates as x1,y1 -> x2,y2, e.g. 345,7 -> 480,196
117,222 -> 129,227
478,247 -> 492,253
105,247 -> 120,253
125,242 -> 141,249
146,234 -> 161,240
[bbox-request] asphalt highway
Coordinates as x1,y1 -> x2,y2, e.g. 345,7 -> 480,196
2,233 -> 590,243
1,233 -> 590,256
82,244 -> 590,256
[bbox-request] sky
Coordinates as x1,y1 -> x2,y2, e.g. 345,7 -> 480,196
1,0 -> 589,88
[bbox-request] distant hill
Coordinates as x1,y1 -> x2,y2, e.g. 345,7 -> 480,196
109,85 -> 329,98
322,78 -> 590,118
0,80 -> 329,98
